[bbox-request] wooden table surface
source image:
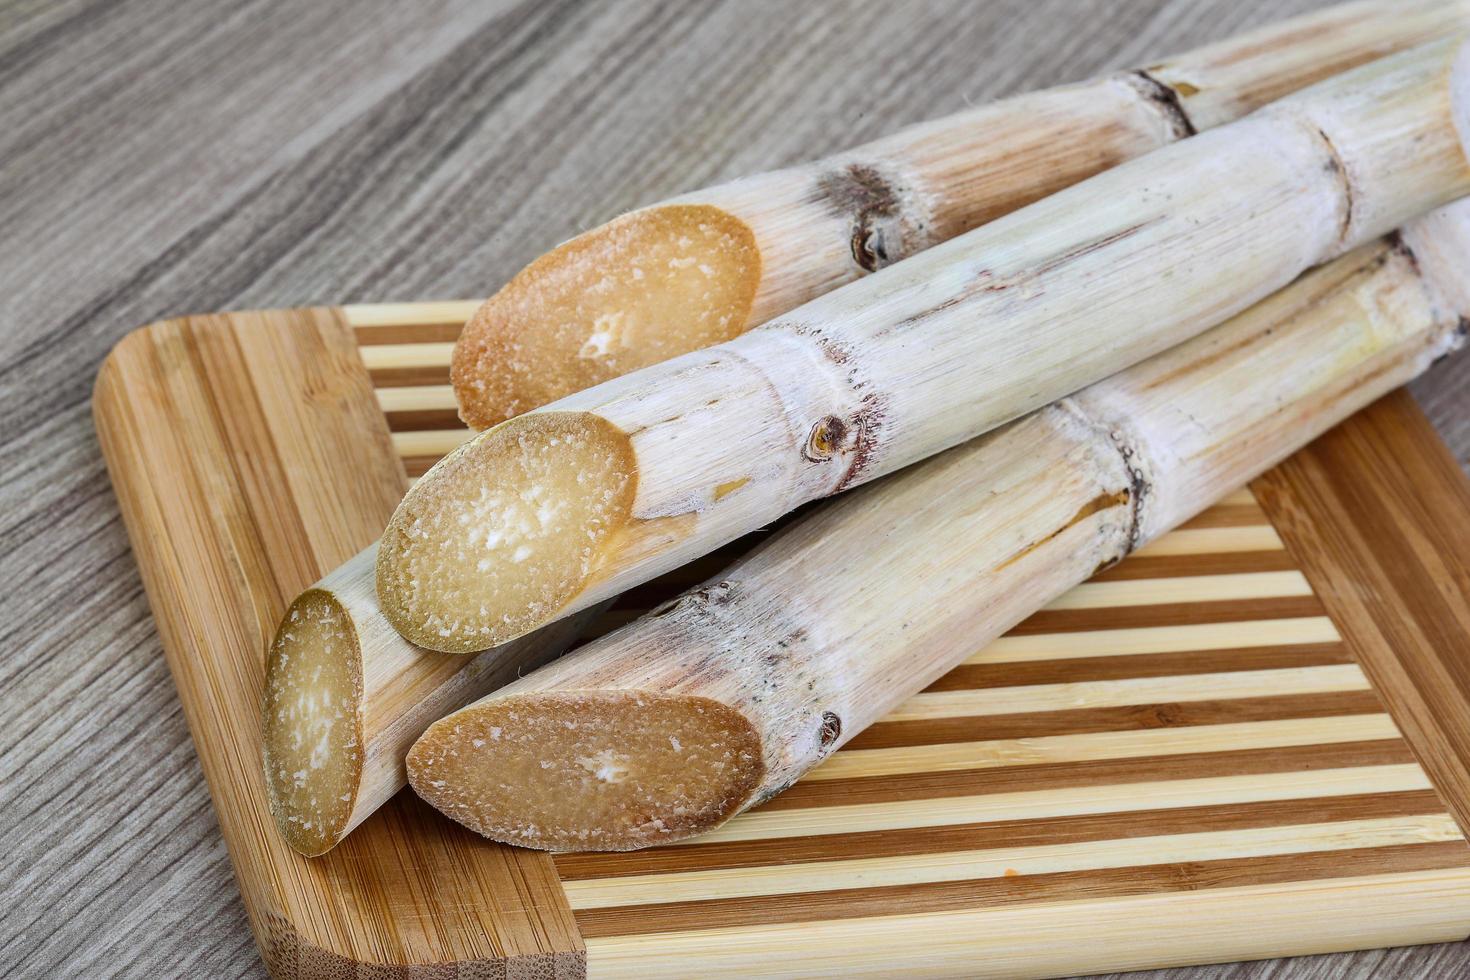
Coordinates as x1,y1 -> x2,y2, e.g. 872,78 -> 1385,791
4,1 -> 1469,977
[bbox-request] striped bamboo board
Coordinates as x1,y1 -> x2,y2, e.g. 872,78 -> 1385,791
94,302 -> 1470,979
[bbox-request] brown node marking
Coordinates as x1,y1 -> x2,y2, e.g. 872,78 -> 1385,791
652,580 -> 736,618
834,391 -> 889,492
787,320 -> 853,365
804,414 -> 849,461
819,711 -> 843,749
813,162 -> 906,272
1310,124 -> 1355,246
1124,69 -> 1198,139
1385,230 -> 1422,277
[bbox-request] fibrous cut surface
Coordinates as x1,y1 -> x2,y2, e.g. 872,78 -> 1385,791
452,203 -> 760,429
262,589 -> 363,856
407,690 -> 764,851
377,412 -> 635,652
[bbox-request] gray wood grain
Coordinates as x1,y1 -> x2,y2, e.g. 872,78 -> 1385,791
1,1 -> 1465,976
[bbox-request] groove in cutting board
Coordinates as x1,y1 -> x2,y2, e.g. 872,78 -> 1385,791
93,302 -> 1470,978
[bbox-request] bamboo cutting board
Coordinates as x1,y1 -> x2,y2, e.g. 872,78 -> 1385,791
93,302 -> 1470,979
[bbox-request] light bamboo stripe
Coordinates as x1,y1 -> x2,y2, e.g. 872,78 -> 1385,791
807,714 -> 1400,782
581,868 -> 1470,979
1218,487 -> 1257,507
698,762 -> 1429,845
391,428 -> 475,458
357,342 -> 457,370
564,813 -> 1462,910
887,664 -> 1370,722
971,616 -> 1342,664
1132,525 -> 1284,556
375,385 -> 457,413
342,300 -> 481,328
1041,571 -> 1313,610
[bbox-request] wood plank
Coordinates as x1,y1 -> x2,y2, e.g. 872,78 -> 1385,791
356,341 -> 458,370
811,714 -> 1399,782
973,616 -> 1341,662
343,300 -> 481,330
1011,595 -> 1327,633
697,764 -> 1434,845
571,842 -> 1470,937
886,664 -> 1368,721
927,641 -> 1353,690
1131,526 -> 1283,555
1258,390 -> 1470,839
391,427 -> 475,458
580,868 -> 1470,978
756,739 -> 1418,814
1089,548 -> 1298,580
563,814 -> 1463,910
1176,503 -> 1270,528
1041,571 -> 1313,610
847,689 -> 1386,749
557,782 -> 1440,878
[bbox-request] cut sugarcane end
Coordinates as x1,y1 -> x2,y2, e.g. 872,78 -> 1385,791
452,203 -> 761,429
262,589 -> 364,857
407,691 -> 763,851
377,411 -> 636,652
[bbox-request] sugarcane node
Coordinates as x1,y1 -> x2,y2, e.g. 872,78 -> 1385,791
785,319 -> 853,365
1309,124 -> 1355,244
804,414 -> 849,461
818,711 -> 842,749
1386,230 -> 1423,275
1122,69 -> 1198,138
812,161 -> 918,273
651,580 -> 736,619
834,392 -> 887,491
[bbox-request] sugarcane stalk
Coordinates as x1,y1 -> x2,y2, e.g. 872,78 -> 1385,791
377,39 -> 1470,654
403,199 -> 1470,852
260,545 -> 591,856
452,0 -> 1470,430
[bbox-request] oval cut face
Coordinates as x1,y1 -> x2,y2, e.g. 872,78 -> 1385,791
452,203 -> 760,429
262,588 -> 363,856
408,690 -> 763,852
378,411 -> 635,652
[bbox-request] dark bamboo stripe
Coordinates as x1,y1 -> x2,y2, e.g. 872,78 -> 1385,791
384,408 -> 464,431
1092,549 -> 1296,581
845,690 -> 1386,750
370,366 -> 452,388
403,455 -> 442,478
554,785 -> 1442,881
765,739 -> 1413,813
1178,504 -> 1268,529
570,841 -> 1470,937
355,322 -> 465,345
1010,596 -> 1326,634
925,643 -> 1353,691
